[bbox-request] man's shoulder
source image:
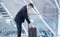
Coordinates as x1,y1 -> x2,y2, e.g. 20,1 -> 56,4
22,5 -> 27,9
20,5 -> 27,12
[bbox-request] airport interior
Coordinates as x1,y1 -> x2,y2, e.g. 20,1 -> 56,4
0,0 -> 60,37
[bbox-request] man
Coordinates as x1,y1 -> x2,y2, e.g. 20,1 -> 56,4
14,3 -> 34,37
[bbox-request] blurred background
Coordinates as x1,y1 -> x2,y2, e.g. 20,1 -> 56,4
0,0 -> 59,37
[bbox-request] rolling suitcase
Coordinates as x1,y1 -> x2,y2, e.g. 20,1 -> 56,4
28,27 -> 37,37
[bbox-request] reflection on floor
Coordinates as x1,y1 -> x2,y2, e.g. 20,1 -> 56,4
0,34 -> 28,37
0,31 -> 28,37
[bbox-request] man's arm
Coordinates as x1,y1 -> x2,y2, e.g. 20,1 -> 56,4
24,13 -> 31,24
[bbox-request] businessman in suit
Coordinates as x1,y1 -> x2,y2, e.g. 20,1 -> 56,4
14,3 -> 34,37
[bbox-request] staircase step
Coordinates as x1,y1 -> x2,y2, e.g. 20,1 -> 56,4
2,12 -> 8,15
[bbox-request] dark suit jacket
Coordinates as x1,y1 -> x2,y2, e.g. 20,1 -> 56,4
14,5 -> 30,24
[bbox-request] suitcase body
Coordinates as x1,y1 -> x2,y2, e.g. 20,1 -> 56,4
28,27 -> 37,37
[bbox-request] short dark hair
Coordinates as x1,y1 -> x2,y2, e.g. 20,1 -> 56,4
28,3 -> 34,8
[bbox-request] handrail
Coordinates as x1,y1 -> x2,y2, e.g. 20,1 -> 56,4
1,2 -> 13,18
54,0 -> 59,9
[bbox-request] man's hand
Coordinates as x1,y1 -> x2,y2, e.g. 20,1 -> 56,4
29,23 -> 32,28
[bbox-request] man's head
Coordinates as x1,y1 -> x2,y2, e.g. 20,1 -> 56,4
27,3 -> 34,10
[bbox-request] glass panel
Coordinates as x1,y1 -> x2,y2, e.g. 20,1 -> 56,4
24,0 -> 58,15
29,14 -> 58,37
43,15 -> 58,34
47,0 -> 57,6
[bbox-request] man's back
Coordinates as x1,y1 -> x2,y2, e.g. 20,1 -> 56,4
14,5 -> 30,24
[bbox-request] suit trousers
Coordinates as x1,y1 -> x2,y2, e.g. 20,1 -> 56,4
16,22 -> 22,37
